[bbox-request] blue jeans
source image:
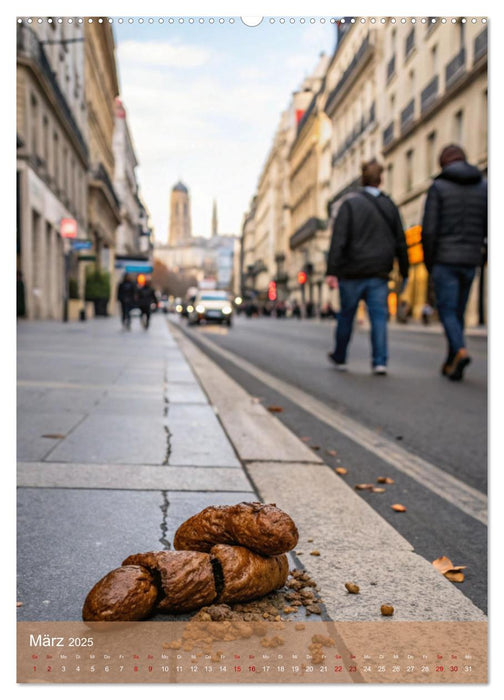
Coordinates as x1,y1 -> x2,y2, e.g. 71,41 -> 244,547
432,263 -> 476,362
333,278 -> 389,367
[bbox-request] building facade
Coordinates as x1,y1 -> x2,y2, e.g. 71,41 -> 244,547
378,18 -> 488,322
241,54 -> 330,305
17,19 -> 88,320
85,20 -> 121,313
242,18 -> 487,324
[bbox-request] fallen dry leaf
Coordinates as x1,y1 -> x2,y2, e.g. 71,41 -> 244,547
381,604 -> 394,616
444,571 -> 465,583
16,602 -> 23,607
391,504 -> 407,512
326,449 -> 338,456
432,556 -> 466,583
355,483 -> 374,491
377,476 -> 395,484
372,487 -> 386,493
267,406 -> 284,413
307,538 -> 314,543
310,445 -> 320,451
310,551 -> 321,556
41,434 -> 65,439
300,436 -> 311,442
335,467 -> 348,476
345,582 -> 360,594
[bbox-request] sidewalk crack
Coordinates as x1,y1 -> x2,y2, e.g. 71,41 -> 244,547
159,490 -> 171,550
163,424 -> 172,465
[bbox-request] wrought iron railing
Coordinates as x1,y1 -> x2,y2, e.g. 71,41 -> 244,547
420,75 -> 439,114
405,28 -> 415,58
474,27 -> 488,63
445,47 -> 466,89
387,54 -> 396,81
400,99 -> 415,132
383,121 -> 394,147
325,33 -> 371,112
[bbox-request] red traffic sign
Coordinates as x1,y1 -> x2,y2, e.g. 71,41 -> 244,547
60,218 -> 77,239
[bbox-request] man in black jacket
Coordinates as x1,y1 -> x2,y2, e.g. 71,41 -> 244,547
326,160 -> 409,374
117,273 -> 137,329
421,145 -> 487,381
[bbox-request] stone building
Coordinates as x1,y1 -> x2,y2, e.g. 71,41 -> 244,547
168,181 -> 192,245
324,18 -> 487,322
378,18 -> 488,322
17,19 -> 88,320
287,53 -> 332,312
84,20 -> 121,313
241,54 -> 330,305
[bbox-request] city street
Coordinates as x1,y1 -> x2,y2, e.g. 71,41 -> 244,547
175,314 -> 488,612
17,312 -> 486,625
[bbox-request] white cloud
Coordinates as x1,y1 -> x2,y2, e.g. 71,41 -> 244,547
117,39 -> 214,68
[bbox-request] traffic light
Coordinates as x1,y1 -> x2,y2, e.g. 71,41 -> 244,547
297,271 -> 307,285
136,273 -> 146,286
268,281 -> 277,301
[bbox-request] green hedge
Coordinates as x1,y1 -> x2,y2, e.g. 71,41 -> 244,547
85,266 -> 111,301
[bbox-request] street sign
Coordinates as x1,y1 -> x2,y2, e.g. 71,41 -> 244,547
71,240 -> 93,251
78,254 -> 97,262
60,218 -> 77,239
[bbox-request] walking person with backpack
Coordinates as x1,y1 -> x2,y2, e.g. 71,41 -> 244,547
326,159 -> 409,375
421,144 -> 487,381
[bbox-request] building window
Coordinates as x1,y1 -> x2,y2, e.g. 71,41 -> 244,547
481,89 -> 488,152
389,93 -> 395,119
62,146 -> 68,200
30,93 -> 38,157
387,163 -> 394,194
454,109 -> 464,144
409,70 -> 415,97
53,131 -> 59,187
406,149 -> 414,192
42,115 -> 49,167
427,131 -> 437,177
431,45 -> 438,73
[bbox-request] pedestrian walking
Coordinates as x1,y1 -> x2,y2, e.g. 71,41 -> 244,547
137,278 -> 157,329
117,273 -> 137,329
291,299 -> 302,320
421,144 -> 487,381
326,159 -> 409,375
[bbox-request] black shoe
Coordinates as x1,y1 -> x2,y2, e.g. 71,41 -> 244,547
328,352 -> 348,371
447,350 -> 471,381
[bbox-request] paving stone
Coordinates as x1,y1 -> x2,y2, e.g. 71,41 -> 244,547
167,405 -> 240,467
165,382 -> 207,404
18,462 -> 254,492
47,414 -> 168,465
17,412 -> 86,462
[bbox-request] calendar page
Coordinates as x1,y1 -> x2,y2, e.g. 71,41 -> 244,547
16,10 -> 488,687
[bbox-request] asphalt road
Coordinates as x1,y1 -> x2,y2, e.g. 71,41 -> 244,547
175,314 -> 488,613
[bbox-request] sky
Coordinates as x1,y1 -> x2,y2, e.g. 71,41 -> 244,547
112,17 -> 337,243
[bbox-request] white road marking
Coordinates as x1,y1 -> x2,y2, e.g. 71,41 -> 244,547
187,328 -> 487,526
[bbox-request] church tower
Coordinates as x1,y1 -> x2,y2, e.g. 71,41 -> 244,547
169,181 -> 191,244
211,199 -> 218,238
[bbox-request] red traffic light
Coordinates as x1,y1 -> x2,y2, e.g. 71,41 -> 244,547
297,271 -> 307,285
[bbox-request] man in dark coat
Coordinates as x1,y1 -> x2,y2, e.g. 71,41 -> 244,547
117,273 -> 137,329
137,279 -> 157,329
326,159 -> 409,375
421,144 -> 487,380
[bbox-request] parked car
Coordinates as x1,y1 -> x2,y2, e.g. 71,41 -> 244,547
188,290 -> 233,326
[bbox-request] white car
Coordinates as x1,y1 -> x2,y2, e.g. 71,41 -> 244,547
188,290 -> 233,326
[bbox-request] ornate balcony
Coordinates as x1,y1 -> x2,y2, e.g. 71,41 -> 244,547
387,54 -> 396,82
383,121 -> 394,147
400,99 -> 415,133
420,75 -> 439,114
474,27 -> 488,64
445,47 -> 466,89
